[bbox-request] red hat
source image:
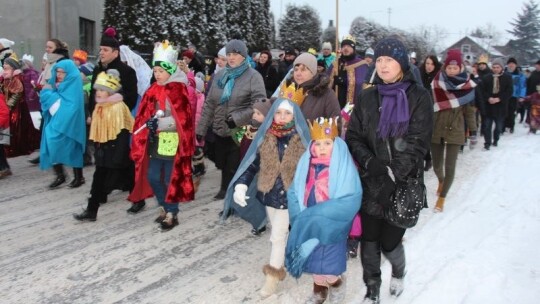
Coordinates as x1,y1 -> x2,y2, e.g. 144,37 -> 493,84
444,49 -> 462,67
182,50 -> 194,60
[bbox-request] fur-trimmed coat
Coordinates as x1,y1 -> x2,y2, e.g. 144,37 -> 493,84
236,131 -> 305,209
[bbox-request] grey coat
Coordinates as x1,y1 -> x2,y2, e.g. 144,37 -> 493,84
196,67 -> 266,138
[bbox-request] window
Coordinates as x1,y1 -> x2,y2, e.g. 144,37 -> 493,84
461,44 -> 471,54
79,17 -> 95,55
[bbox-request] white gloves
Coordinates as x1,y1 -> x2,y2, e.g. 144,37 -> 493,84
233,184 -> 249,207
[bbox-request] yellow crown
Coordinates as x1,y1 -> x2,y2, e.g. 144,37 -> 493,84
94,71 -> 121,93
278,81 -> 306,106
153,40 -> 178,65
308,117 -> 339,141
308,48 -> 317,55
478,54 -> 489,64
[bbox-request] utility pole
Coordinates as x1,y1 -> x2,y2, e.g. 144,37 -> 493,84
387,7 -> 392,28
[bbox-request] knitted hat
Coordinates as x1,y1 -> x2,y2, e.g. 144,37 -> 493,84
277,99 -> 294,114
93,69 -> 121,93
253,98 -> 273,117
492,58 -> 505,68
79,62 -> 95,76
293,53 -> 317,76
317,59 -> 326,69
100,27 -> 120,49
4,55 -> 21,70
365,47 -> 374,58
507,57 -> 518,65
444,49 -> 463,67
341,35 -> 356,50
284,47 -> 296,56
182,50 -> 194,60
0,38 -> 14,48
374,38 -> 409,71
225,39 -> 248,58
218,47 -> 226,58
322,42 -> 332,51
73,49 -> 88,64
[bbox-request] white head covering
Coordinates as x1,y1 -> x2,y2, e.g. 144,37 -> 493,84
218,47 -> 226,58
322,42 -> 332,51
120,45 -> 152,97
0,38 -> 14,48
277,99 -> 294,114
22,54 -> 34,64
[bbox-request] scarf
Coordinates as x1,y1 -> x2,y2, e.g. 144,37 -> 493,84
432,70 -> 476,112
217,59 -> 249,104
268,120 -> 295,137
493,73 -> 501,95
377,81 -> 411,139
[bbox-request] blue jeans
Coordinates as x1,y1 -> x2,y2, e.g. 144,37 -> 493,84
483,116 -> 504,147
147,158 -> 179,214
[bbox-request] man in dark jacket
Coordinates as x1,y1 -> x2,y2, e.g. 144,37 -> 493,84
278,48 -> 297,80
479,58 -> 513,150
74,27 -> 144,222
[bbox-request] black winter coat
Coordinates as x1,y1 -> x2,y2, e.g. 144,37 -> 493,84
479,73 -> 513,119
89,55 -> 138,114
93,129 -> 132,169
346,71 -> 433,217
256,62 -> 280,97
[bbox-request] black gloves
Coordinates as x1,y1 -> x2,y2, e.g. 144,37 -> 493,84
377,175 -> 396,207
226,115 -> 236,129
146,118 -> 158,135
366,158 -> 388,177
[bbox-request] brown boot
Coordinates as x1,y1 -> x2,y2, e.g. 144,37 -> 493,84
436,182 -> 443,196
306,283 -> 328,304
434,197 -> 445,212
260,264 -> 286,297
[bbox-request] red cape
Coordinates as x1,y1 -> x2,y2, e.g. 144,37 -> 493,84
128,81 -> 195,203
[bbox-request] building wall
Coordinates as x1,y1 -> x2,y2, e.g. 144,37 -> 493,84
0,0 -> 104,66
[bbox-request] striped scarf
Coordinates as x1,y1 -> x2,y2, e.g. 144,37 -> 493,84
432,70 -> 476,112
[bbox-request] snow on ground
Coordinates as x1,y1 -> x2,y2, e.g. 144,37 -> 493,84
0,122 -> 539,304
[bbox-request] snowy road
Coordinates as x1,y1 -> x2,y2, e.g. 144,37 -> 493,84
0,124 -> 539,304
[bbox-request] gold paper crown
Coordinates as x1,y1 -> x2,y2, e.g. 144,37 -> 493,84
342,34 -> 356,43
308,48 -> 317,55
308,117 -> 339,141
94,71 -> 121,93
153,40 -> 178,65
278,81 -> 306,106
478,54 -> 489,64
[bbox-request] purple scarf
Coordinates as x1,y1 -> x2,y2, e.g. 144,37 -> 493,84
377,81 -> 411,139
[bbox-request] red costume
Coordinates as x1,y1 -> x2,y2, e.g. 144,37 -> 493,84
0,73 -> 40,157
128,80 -> 195,203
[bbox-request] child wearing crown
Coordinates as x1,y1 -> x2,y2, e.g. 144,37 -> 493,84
226,98 -> 310,297
286,117 -> 362,303
73,69 -> 134,222
128,41 -> 194,232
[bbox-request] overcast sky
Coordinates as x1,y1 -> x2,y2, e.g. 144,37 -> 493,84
270,0 -> 530,48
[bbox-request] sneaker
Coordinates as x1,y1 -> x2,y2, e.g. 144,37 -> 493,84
160,212 -> 179,231
127,200 -> 146,214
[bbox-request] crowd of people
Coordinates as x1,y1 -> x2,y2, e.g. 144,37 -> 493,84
0,27 -> 537,303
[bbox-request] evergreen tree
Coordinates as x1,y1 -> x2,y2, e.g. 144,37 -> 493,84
508,0 -> 540,64
321,20 -> 336,51
269,12 -> 277,49
278,4 -> 322,52
250,0 -> 272,51
350,17 -> 388,51
204,0 -> 228,54
101,0 -> 126,36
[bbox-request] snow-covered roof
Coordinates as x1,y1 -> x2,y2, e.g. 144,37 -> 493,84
463,35 -> 504,57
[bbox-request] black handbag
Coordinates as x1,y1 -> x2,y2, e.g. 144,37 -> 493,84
384,176 -> 427,229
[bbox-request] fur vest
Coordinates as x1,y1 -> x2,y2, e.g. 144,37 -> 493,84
257,133 -> 305,193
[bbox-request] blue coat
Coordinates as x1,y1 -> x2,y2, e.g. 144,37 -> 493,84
39,59 -> 86,169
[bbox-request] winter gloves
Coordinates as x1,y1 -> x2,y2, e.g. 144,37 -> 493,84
377,175 -> 396,207
233,184 -> 249,207
226,114 -> 237,129
146,117 -> 158,135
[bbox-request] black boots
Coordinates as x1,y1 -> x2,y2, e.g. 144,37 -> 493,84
361,241 -> 382,303
383,243 -> 406,297
68,168 -> 85,188
49,164 -> 66,189
160,212 -> 179,231
126,200 -> 146,214
73,208 -> 97,221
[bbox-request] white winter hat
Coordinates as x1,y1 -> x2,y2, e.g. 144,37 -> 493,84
410,51 -> 417,59
22,54 -> 34,64
0,38 -> 15,48
322,42 -> 332,51
218,47 -> 226,58
277,99 -> 294,114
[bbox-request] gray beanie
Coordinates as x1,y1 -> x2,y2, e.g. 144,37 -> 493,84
492,58 -> 505,69
293,53 -> 317,76
225,39 -> 248,58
